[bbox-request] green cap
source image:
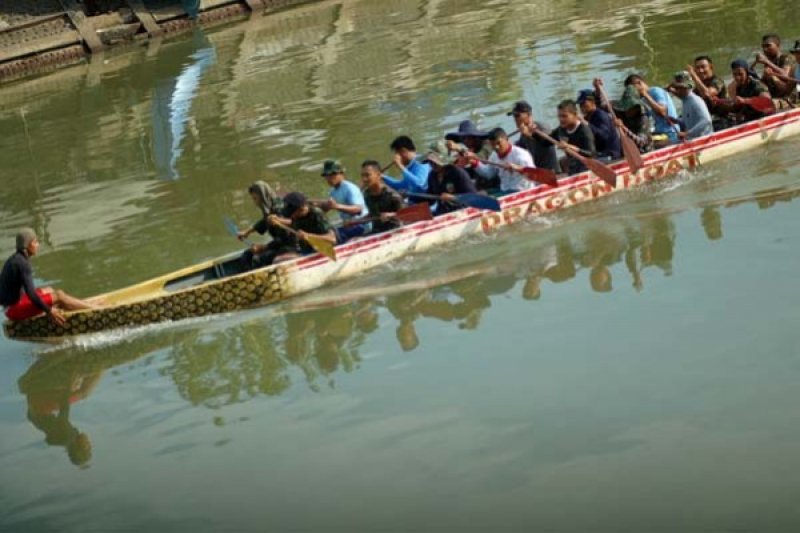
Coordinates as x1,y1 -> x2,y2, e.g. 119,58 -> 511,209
321,159 -> 344,176
672,71 -> 694,89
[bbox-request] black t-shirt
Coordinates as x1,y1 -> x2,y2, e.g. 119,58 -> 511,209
0,251 -> 50,311
550,123 -> 597,175
253,217 -> 294,246
427,165 -> 477,214
292,207 -> 332,254
516,121 -> 560,174
365,187 -> 404,234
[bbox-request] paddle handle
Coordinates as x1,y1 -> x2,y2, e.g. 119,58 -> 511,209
532,130 -> 587,163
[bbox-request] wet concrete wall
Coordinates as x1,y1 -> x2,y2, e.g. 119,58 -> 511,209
0,0 -> 311,83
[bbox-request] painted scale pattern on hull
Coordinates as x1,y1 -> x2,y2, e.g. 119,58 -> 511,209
4,268 -> 289,341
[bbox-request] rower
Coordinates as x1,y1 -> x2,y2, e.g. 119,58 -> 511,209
318,160 -> 370,243
238,181 -> 295,270
756,33 -> 798,105
669,71 -> 713,140
444,120 -> 496,191
356,160 -> 405,234
726,58 -> 771,123
269,192 -> 337,263
423,143 -> 477,215
469,127 -> 536,194
383,135 -> 431,197
578,84 -> 622,160
544,100 -> 597,175
686,55 -> 729,129
612,84 -> 653,153
507,100 -> 560,174
1,229 -> 100,325
628,73 -> 680,146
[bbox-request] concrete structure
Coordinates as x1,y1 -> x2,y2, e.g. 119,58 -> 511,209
0,0 -> 311,83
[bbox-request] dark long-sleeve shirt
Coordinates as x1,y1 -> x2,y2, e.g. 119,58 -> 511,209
0,252 -> 50,312
427,165 -> 477,214
586,108 -> 622,160
549,123 -> 597,175
516,121 -> 560,174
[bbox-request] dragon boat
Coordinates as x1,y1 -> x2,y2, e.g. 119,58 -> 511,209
5,108 -> 800,341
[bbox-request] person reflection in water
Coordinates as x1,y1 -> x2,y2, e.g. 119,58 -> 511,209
18,365 -> 101,468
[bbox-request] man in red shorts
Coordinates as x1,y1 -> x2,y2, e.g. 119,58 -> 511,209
1,229 -> 99,325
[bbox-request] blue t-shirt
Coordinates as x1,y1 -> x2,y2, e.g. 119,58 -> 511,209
648,87 -> 679,139
330,180 -> 368,222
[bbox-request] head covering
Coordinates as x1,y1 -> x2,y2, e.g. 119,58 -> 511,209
671,71 -> 694,90
791,40 -> 800,53
423,140 -> 457,167
731,58 -> 759,79
16,228 -> 36,252
321,159 -> 344,176
507,100 -> 533,116
576,89 -> 595,104
445,120 -> 488,142
248,181 -> 282,217
614,85 -> 643,112
282,192 -> 307,217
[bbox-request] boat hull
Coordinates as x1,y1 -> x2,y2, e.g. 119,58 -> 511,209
5,109 -> 800,341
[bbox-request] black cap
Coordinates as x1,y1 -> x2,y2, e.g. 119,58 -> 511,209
281,192 -> 307,217
507,100 -> 532,116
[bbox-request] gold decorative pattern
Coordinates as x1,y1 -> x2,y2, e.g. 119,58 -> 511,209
4,268 -> 289,341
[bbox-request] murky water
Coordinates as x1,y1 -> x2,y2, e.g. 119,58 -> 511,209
1,0 -> 799,530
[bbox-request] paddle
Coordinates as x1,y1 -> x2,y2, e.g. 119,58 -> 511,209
532,130 -> 618,187
224,217 -> 254,246
346,202 -> 434,227
405,192 -> 502,212
477,158 -> 559,187
269,219 -> 337,262
595,81 -> 644,173
714,95 -> 776,114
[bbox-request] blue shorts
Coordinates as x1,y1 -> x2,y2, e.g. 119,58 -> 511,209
336,224 -> 369,244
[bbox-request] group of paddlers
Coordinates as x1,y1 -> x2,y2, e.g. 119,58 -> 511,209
236,34 -> 799,269
2,34 -> 798,325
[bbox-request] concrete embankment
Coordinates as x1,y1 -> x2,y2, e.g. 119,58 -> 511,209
0,0 -> 310,83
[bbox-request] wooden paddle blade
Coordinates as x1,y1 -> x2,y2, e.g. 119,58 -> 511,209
582,156 -> 618,187
397,202 -> 433,224
520,167 -> 559,187
745,96 -> 776,114
304,234 -> 337,261
455,193 -> 502,212
618,129 -> 644,173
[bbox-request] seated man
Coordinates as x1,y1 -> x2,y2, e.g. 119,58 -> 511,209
612,85 -> 653,153
726,58 -> 771,123
507,101 -> 560,174
356,160 -> 405,235
669,71 -> 713,140
1,229 -> 100,325
686,55 -> 729,129
445,120 -> 496,191
424,143 -> 477,215
756,33 -> 798,105
318,160 -> 369,243
578,87 -> 621,160
469,128 -> 536,194
269,192 -> 338,263
627,74 -> 680,146
383,135 -> 431,197
238,181 -> 295,270
548,99 -> 597,175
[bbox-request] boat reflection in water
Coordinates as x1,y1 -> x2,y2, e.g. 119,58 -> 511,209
17,185 -> 800,465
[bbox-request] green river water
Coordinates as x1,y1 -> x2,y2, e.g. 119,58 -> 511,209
1,0 -> 799,531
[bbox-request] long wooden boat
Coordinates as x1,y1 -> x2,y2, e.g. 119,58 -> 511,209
6,109 -> 800,341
